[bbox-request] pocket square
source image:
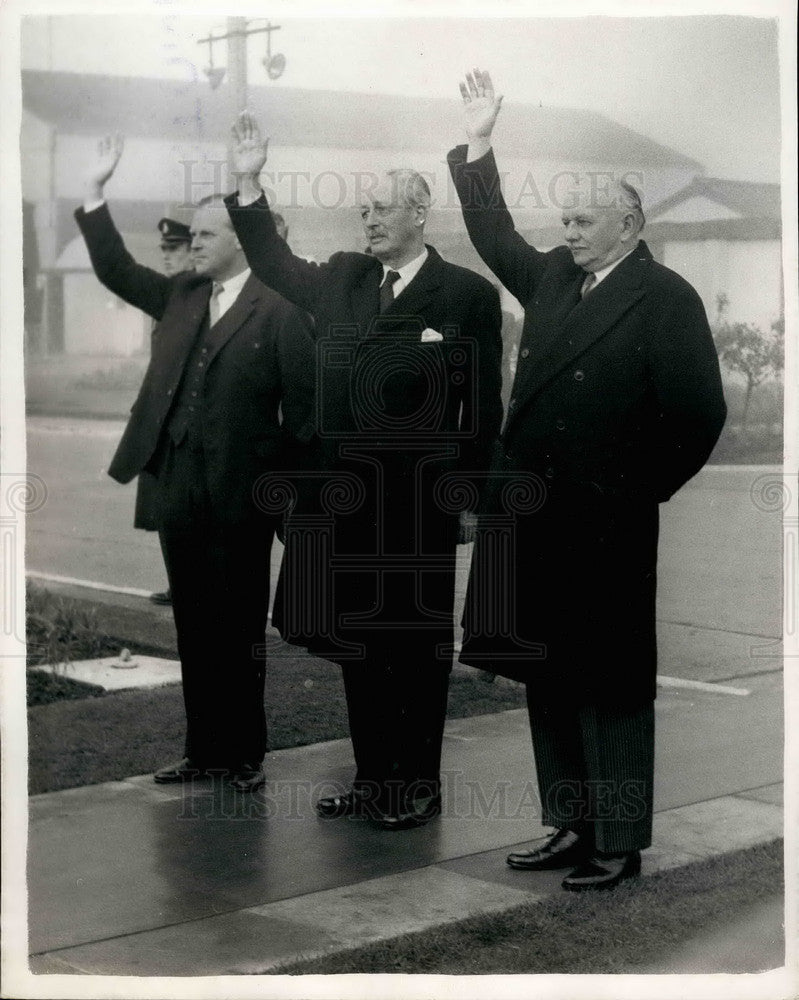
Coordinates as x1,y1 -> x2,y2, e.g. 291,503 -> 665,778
421,328 -> 444,342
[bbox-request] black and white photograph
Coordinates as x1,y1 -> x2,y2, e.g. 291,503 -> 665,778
1,0 -> 796,996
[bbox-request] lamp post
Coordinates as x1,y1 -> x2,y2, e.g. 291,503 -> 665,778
198,17 -> 286,107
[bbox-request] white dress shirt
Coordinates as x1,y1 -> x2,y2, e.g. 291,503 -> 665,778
381,247 -> 429,297
211,268 -> 251,322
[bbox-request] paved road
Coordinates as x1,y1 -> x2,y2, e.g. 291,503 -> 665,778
25,416 -> 783,678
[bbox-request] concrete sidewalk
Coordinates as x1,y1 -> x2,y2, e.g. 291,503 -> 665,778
24,669 -> 784,978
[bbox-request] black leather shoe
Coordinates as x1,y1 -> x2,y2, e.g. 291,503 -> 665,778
229,763 -> 266,793
149,589 -> 172,606
506,828 -> 591,870
377,793 -> 442,831
316,787 -> 376,819
562,851 -> 642,891
153,757 -> 208,783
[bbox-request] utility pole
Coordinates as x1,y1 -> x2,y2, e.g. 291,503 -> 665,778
198,17 -> 285,108
198,18 -> 285,181
226,17 -> 248,113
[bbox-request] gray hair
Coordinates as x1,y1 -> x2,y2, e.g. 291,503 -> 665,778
618,180 -> 645,234
386,169 -> 432,210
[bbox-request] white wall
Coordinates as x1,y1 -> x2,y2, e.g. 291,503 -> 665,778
63,274 -> 148,356
55,134 -> 228,204
663,239 -> 783,330
21,111 -> 53,203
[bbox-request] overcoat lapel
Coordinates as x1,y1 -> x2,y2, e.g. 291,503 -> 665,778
521,269 -> 584,369
507,244 -> 652,433
350,261 -> 382,338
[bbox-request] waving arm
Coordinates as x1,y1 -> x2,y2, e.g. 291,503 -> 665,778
75,134 -> 171,319
229,111 -> 270,206
459,68 -> 504,163
226,111 -> 332,315
84,133 -> 125,204
449,71 -> 549,305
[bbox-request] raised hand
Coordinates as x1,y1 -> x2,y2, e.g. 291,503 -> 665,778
230,110 -> 269,178
85,134 -> 124,199
458,69 -> 504,142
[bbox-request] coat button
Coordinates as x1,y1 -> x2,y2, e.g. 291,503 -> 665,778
519,348 -> 530,359
556,418 -> 566,430
544,467 -> 555,479
166,389 -> 172,396
574,370 -> 585,381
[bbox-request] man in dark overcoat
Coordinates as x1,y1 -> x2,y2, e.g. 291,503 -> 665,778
135,217 -> 193,606
75,135 -> 315,792
225,111 -> 504,828
449,71 -> 727,889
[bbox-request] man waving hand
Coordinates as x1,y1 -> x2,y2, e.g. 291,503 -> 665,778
448,70 -> 726,890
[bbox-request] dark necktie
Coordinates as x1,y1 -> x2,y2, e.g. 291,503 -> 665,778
581,272 -> 596,298
379,270 -> 401,313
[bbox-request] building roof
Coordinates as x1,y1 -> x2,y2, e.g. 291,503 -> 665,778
22,69 -> 702,169
649,175 -> 781,221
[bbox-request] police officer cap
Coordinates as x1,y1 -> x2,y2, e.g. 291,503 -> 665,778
158,218 -> 191,245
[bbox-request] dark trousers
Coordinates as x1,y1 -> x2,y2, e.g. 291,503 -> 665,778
341,657 -> 450,810
157,440 -> 273,767
526,689 -> 655,855
133,469 -> 162,531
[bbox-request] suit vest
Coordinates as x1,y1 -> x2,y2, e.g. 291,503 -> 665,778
165,313 -> 214,448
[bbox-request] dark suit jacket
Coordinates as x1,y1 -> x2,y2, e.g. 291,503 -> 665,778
75,203 -> 315,525
448,146 -> 727,702
225,194 -> 504,661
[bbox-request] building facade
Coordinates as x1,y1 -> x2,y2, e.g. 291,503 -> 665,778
22,69 -> 705,356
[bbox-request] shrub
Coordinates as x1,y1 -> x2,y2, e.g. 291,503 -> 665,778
712,296 -> 783,430
26,582 -> 117,669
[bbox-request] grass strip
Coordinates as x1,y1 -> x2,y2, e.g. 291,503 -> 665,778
27,648 -> 526,794
272,839 -> 783,976
25,582 -> 526,794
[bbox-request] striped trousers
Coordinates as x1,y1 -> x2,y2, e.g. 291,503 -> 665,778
526,689 -> 655,856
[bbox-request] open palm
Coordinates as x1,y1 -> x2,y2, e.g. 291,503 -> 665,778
459,69 -> 504,141
230,110 -> 269,176
87,134 -> 124,189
